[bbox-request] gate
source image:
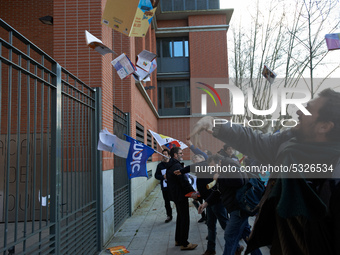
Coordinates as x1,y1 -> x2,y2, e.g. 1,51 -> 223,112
0,19 -> 101,254
112,105 -> 130,230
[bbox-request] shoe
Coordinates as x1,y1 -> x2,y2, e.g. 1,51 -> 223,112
198,217 -> 206,223
165,216 -> 172,223
202,250 -> 216,255
235,245 -> 244,255
175,241 -> 180,246
180,243 -> 198,250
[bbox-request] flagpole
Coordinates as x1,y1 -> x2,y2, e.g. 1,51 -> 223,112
154,149 -> 170,159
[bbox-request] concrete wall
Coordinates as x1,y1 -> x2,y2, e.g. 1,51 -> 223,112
130,161 -> 159,212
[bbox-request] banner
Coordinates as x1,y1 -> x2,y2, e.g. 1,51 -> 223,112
148,129 -> 188,150
125,135 -> 155,179
97,128 -> 130,158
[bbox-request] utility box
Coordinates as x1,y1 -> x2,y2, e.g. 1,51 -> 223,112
102,0 -> 159,37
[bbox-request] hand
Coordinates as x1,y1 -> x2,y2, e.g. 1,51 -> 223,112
186,139 -> 193,147
163,174 -> 166,180
213,173 -> 219,181
174,170 -> 182,175
191,192 -> 198,200
188,116 -> 215,148
198,202 -> 208,214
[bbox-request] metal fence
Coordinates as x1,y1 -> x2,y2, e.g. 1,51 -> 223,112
0,19 -> 101,254
112,105 -> 130,230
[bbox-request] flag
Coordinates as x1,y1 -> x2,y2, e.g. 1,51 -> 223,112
125,135 -> 155,179
325,33 -> 340,51
97,128 -> 130,158
262,65 -> 277,84
148,129 -> 188,150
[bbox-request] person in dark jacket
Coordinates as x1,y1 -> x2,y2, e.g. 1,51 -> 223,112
155,148 -> 172,223
217,144 -> 239,161
166,146 -> 198,251
198,157 -> 262,255
176,154 -> 229,255
191,89 -> 340,255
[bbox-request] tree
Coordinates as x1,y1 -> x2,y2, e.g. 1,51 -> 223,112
228,0 -> 340,131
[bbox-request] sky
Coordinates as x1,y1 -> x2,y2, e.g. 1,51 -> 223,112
219,0 -> 340,80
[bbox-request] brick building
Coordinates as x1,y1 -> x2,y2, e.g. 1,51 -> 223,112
0,0 -> 233,250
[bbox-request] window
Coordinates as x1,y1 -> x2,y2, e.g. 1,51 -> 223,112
161,0 -> 219,11
162,39 -> 172,57
153,137 -> 157,150
147,131 -> 152,162
157,37 -> 190,73
159,38 -> 189,58
158,80 -> 190,116
136,122 -> 144,143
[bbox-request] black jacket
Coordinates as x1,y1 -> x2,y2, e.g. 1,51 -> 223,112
155,161 -> 168,190
166,158 -> 194,203
205,158 -> 246,212
181,162 -> 213,201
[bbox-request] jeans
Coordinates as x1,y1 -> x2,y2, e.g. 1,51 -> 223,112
206,200 -> 228,252
223,210 -> 262,255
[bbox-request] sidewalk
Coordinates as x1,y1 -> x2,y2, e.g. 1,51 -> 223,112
100,186 -> 270,255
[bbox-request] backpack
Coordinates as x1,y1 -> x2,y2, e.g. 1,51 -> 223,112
235,173 -> 266,216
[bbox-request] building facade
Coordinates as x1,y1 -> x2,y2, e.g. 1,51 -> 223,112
0,0 -> 233,251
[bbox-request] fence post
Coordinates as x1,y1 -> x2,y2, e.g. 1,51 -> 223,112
94,87 -> 103,250
50,63 -> 62,254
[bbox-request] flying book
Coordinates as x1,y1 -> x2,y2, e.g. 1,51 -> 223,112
132,59 -> 157,82
136,50 -> 157,72
111,53 -> 136,79
262,65 -> 277,84
85,30 -> 116,56
325,33 -> 340,51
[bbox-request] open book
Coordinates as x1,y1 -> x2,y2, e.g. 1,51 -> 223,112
111,53 -> 136,80
136,50 -> 157,72
132,58 -> 157,82
112,50 -> 157,81
85,30 -> 116,56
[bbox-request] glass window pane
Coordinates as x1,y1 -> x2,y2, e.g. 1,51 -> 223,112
197,0 -> 207,10
209,0 -> 219,9
173,40 -> 183,57
184,40 -> 189,57
157,40 -> 161,57
158,86 -> 162,109
164,87 -> 173,108
162,39 -> 172,57
185,0 -> 196,10
162,0 -> 172,11
186,83 -> 190,107
175,86 -> 185,107
174,0 -> 184,11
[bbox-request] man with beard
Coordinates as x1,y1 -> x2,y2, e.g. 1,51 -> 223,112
189,88 -> 340,255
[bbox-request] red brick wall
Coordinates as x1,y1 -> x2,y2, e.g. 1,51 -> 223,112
157,19 -> 188,28
54,0 -> 116,171
0,0 -> 54,56
188,14 -> 228,78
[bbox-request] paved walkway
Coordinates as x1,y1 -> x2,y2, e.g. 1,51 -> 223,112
101,186 -> 270,255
